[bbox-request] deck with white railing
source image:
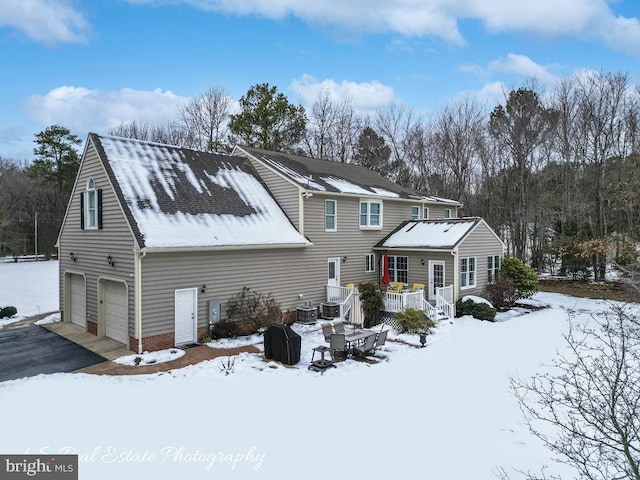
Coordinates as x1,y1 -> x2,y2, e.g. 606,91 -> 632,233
326,284 -> 454,322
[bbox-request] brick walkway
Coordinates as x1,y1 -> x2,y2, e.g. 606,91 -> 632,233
75,345 -> 261,376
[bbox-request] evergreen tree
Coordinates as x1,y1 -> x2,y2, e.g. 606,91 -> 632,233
27,124 -> 82,198
353,126 -> 392,177
229,83 -> 306,152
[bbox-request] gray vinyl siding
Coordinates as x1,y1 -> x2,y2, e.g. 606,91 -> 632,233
244,158 -> 302,229
140,247 -> 315,336
456,222 -> 505,297
58,141 -> 136,336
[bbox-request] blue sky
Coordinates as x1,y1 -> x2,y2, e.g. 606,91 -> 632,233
1,0 -> 640,160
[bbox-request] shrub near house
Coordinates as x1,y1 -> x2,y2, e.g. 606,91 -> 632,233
485,257 -> 538,309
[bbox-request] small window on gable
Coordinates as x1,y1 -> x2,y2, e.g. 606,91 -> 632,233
325,199 -> 337,232
423,207 -> 429,219
85,177 -> 98,230
81,177 -> 102,231
410,206 -> 420,220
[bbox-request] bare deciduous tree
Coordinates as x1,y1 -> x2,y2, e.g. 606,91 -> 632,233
179,86 -> 233,152
511,305 -> 640,480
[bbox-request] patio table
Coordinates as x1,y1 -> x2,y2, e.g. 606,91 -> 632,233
344,330 -> 376,352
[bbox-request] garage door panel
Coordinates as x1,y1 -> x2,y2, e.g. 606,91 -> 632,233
69,274 -> 86,328
104,281 -> 128,345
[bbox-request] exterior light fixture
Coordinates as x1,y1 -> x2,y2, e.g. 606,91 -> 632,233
421,259 -> 425,265
69,252 -> 77,262
342,256 -> 347,263
107,254 -> 115,267
201,285 -> 207,293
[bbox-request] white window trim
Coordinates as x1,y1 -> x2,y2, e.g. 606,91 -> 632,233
410,205 -> 420,220
460,256 -> 476,289
365,254 -> 375,273
487,255 -> 501,283
359,200 -> 383,229
85,177 -> 98,230
388,255 -> 409,284
325,199 -> 337,232
444,208 -> 452,218
423,206 -> 429,219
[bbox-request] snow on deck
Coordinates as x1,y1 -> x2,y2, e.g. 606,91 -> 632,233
99,136 -> 310,249
381,219 -> 478,248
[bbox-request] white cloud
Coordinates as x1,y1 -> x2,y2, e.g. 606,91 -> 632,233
460,54 -> 558,85
290,74 -> 397,115
488,54 -> 558,84
0,0 -> 91,45
135,0 -> 640,54
455,81 -> 507,111
24,86 -> 188,134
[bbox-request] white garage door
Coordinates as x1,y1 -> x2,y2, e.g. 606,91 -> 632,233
69,274 -> 86,328
104,281 -> 128,345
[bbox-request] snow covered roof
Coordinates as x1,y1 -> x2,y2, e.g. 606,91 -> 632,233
236,146 -> 461,205
376,218 -> 482,250
91,134 -> 310,249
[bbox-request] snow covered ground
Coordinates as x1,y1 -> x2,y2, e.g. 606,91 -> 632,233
0,260 -> 629,479
0,259 -> 59,326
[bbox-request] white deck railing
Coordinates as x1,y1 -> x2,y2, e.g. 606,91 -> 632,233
436,285 -> 454,320
326,285 -> 353,320
327,284 -> 455,321
384,290 -> 425,313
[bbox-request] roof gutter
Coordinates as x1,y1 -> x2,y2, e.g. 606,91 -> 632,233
139,242 -> 312,255
372,247 -> 455,253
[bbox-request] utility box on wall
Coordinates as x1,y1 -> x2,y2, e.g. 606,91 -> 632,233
208,300 -> 221,324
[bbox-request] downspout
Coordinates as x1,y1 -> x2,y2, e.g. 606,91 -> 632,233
451,249 -> 458,317
134,247 -> 147,354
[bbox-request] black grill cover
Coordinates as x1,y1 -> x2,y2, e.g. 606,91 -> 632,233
263,324 -> 301,365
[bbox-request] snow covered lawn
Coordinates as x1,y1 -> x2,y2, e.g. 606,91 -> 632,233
0,260 -> 629,479
0,259 -> 59,327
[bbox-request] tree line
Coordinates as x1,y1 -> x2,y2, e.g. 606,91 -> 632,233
3,71 -> 639,276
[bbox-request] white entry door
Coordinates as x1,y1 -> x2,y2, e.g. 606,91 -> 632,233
428,261 -> 445,301
175,288 -> 197,345
327,258 -> 341,287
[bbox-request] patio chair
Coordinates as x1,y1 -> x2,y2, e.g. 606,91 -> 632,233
344,283 -> 355,291
352,333 -> 377,357
333,320 -> 345,335
329,333 -> 347,360
387,282 -> 400,293
321,322 -> 333,342
374,330 -> 388,354
412,283 -> 425,292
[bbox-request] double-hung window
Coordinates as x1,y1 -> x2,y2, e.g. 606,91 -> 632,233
325,199 -> 337,232
410,206 -> 420,220
487,255 -> 501,283
423,207 -> 429,219
365,254 -> 375,273
460,257 -> 476,288
359,201 -> 382,228
388,255 -> 408,284
444,208 -> 452,218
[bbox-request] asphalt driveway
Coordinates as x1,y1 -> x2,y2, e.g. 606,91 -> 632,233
0,325 -> 106,383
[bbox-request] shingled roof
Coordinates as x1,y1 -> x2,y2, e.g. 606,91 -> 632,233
236,146 -> 460,205
90,134 -> 310,249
